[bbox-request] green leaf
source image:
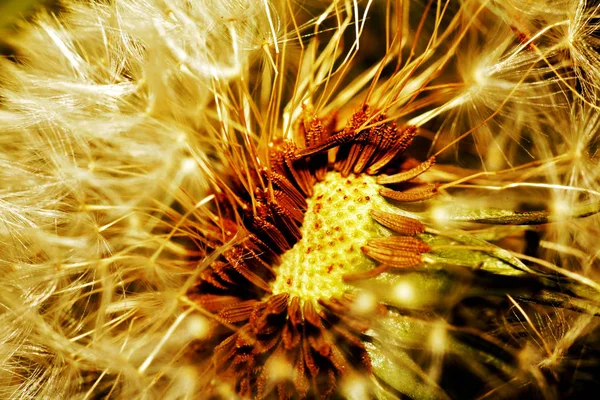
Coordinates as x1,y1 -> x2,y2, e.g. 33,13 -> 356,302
425,201 -> 600,225
420,232 -> 535,276
367,341 -> 450,400
350,270 -> 466,310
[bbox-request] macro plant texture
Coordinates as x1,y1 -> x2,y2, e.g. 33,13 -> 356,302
2,0 -> 600,399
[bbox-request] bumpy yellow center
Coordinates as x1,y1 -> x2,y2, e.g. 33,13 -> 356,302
271,171 -> 390,303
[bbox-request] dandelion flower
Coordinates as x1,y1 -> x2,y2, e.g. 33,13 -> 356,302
2,0 -> 600,399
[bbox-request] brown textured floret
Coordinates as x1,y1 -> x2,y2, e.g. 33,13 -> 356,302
187,106 -> 437,398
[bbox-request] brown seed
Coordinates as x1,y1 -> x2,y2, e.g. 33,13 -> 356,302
361,245 -> 423,266
369,209 -> 425,235
379,183 -> 438,202
366,236 -> 430,253
377,156 -> 435,184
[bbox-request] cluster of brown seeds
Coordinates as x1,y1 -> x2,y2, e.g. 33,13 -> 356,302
188,105 -> 437,398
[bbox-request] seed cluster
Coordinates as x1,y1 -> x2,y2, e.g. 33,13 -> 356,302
188,106 -> 436,398
271,172 -> 390,303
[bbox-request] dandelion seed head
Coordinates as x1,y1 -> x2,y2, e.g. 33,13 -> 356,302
189,100 -> 435,396
3,0 -> 600,398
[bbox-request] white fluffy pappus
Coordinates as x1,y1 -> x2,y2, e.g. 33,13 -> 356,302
2,0 -> 600,399
0,0 -> 277,397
